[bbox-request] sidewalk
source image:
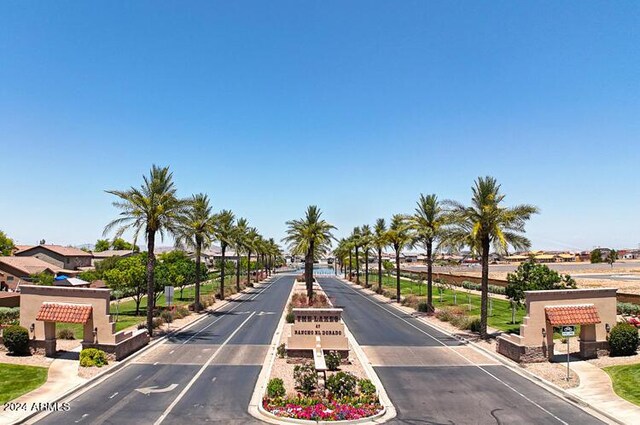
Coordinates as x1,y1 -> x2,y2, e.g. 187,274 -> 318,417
0,347 -> 87,425
567,360 -> 640,425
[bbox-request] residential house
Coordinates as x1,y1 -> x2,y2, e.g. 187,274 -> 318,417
16,244 -> 92,270
0,256 -> 66,291
91,250 -> 135,267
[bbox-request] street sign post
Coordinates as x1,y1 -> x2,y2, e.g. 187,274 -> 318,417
561,326 -> 576,381
165,286 -> 174,307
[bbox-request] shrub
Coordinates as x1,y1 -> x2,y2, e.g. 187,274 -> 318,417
267,378 -> 286,398
175,306 -> 190,319
358,378 -> 376,395
417,302 -> 430,313
2,325 -> 29,354
291,293 -> 309,308
57,328 -> 76,340
466,317 -> 482,333
160,311 -> 174,324
450,315 -> 472,330
609,323 -> 639,357
277,343 -> 286,358
80,348 -> 108,367
0,307 -> 20,325
325,371 -> 357,398
286,312 -> 295,324
401,295 -> 420,309
293,363 -> 317,396
137,322 -> 147,330
152,317 -> 165,329
617,302 -> 640,316
325,351 -> 341,371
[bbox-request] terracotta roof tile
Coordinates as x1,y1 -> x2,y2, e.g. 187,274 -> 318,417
545,304 -> 601,326
36,303 -> 92,324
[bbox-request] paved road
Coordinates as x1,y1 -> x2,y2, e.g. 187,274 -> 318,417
33,274 -> 294,425
319,276 -> 606,425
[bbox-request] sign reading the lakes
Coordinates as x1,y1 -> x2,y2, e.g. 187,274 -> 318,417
287,308 -> 349,351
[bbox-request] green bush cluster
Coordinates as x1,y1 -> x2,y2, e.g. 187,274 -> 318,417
277,343 -> 286,358
267,378 -> 286,398
57,328 -> 76,340
173,306 -> 190,319
80,348 -> 108,367
2,325 -> 30,355
160,311 -> 173,324
293,363 -> 317,396
417,302 -> 430,313
467,317 -> 482,333
435,307 -> 479,331
325,371 -> 357,398
325,351 -> 341,371
286,312 -> 295,324
609,323 -> 639,357
461,281 -> 506,295
358,379 -> 376,395
617,302 -> 640,316
0,307 -> 20,325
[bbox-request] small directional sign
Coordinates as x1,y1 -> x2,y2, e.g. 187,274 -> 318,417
561,325 -> 576,337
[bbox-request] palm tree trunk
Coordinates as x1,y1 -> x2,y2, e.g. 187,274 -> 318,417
480,236 -> 490,339
146,229 -> 156,337
348,250 -> 352,280
355,246 -> 360,285
236,252 -> 241,292
195,242 -> 202,311
427,240 -> 433,312
247,250 -> 252,285
306,240 -> 314,301
219,244 -> 226,300
377,248 -> 382,293
365,250 -> 369,287
395,247 -> 401,303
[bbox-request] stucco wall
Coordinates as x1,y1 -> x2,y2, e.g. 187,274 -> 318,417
19,285 -> 116,344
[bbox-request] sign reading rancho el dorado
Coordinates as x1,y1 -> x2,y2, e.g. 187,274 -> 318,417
287,308 -> 349,352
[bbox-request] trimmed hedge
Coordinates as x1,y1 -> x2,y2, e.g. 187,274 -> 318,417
0,307 -> 20,325
2,325 -> 29,355
609,323 -> 639,357
79,348 -> 108,367
617,302 -> 640,316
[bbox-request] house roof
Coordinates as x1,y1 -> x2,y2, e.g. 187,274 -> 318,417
36,302 -> 93,324
55,277 -> 90,287
545,304 -> 601,326
0,256 -> 62,276
92,250 -> 134,259
18,245 -> 92,258
13,245 -> 33,253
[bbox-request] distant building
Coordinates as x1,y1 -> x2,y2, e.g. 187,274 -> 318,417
91,250 -> 135,266
0,256 -> 68,291
16,244 -> 92,270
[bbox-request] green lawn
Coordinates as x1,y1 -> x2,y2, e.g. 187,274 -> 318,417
57,280 -> 223,339
0,363 -> 49,404
366,272 -> 525,333
603,363 -> 640,406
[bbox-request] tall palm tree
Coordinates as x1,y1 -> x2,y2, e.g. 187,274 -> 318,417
350,227 -> 362,285
386,214 -> 413,303
444,176 -> 538,338
283,205 -> 336,300
104,165 -> 188,336
409,194 -> 448,313
233,218 -> 249,292
333,238 -> 350,279
174,193 -> 216,311
360,224 -> 373,288
373,218 -> 388,293
214,210 -> 235,300
245,227 -> 259,284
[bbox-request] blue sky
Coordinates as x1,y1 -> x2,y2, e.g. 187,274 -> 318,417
1,1 -> 638,251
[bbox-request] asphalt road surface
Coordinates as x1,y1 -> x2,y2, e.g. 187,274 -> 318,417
32,274 -> 294,425
319,276 -> 607,425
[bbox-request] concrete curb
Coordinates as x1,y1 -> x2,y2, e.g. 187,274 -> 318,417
337,277 -> 621,425
18,278 -> 273,425
249,275 -> 395,425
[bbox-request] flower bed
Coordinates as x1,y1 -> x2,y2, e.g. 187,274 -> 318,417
263,395 -> 383,421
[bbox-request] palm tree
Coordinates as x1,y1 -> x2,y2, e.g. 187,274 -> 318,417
360,224 -> 373,287
214,210 -> 235,299
233,218 -> 249,292
104,165 -> 188,336
174,193 -> 216,311
386,214 -> 413,303
245,227 -> 259,284
283,205 -> 336,300
333,239 -> 350,279
409,194 -> 448,313
444,176 -> 539,338
373,218 -> 388,293
350,227 -> 362,285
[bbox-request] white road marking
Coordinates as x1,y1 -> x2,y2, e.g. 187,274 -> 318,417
136,384 -> 179,395
153,361 -> 159,366
331,277 -> 570,425
211,377 -> 217,383
134,374 -> 142,380
153,312 -> 257,425
169,350 -> 175,354
109,392 -> 119,399
74,413 -> 89,423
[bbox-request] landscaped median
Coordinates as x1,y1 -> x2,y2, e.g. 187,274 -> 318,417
255,275 -> 390,423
